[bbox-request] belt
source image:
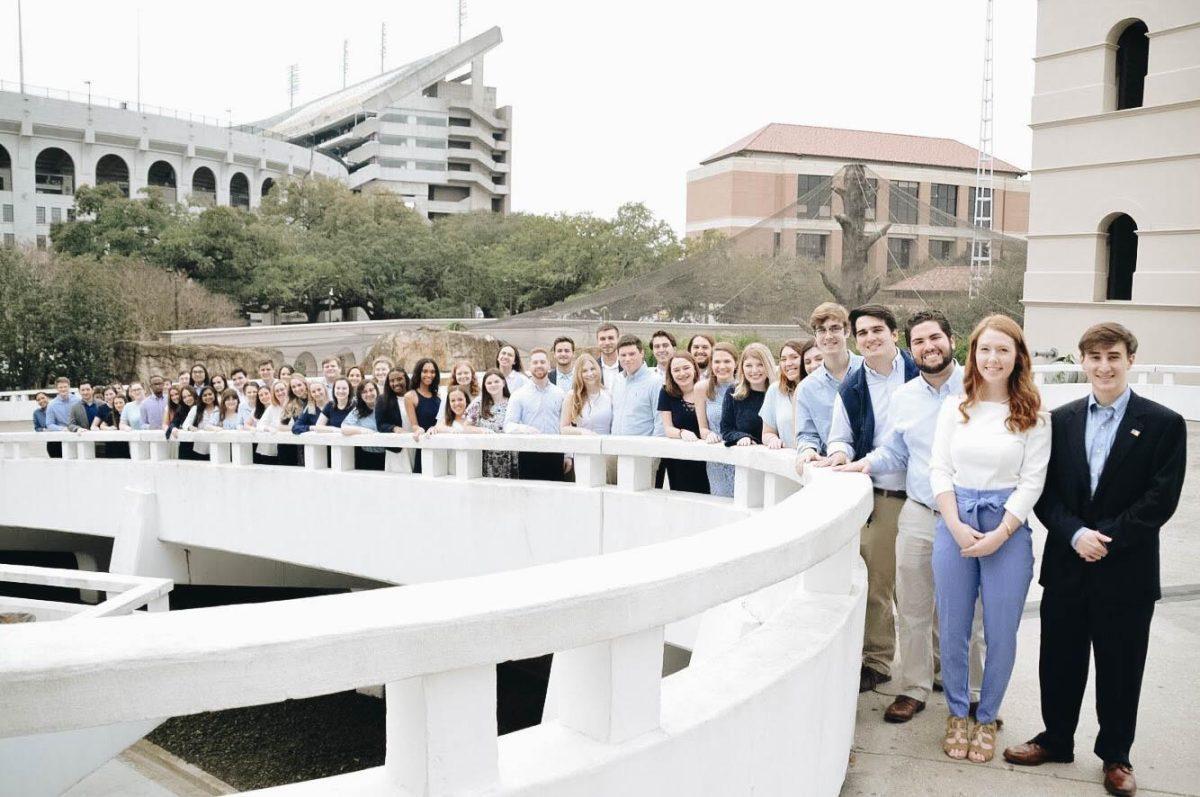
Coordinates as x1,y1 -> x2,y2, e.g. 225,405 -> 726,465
911,498 -> 940,516
873,487 -> 907,500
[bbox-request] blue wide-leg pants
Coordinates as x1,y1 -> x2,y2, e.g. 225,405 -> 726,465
932,486 -> 1033,724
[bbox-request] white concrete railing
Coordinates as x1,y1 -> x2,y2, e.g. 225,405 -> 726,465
1033,363 -> 1200,421
0,431 -> 872,796
0,564 -> 172,622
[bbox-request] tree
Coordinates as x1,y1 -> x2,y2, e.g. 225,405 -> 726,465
824,164 -> 891,306
51,184 -> 177,260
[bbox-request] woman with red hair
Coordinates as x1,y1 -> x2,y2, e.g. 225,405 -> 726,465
930,314 -> 1051,764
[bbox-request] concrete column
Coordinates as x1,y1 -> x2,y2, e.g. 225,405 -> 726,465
733,465 -> 764,509
12,125 -> 37,244
554,626 -> 663,743
454,449 -> 482,480
385,665 -> 498,796
616,455 -> 653,492
109,488 -> 189,582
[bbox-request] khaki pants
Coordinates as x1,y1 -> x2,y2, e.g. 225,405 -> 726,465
862,493 -> 903,675
896,499 -> 984,702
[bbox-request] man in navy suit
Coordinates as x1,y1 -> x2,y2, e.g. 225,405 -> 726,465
1005,323 -> 1187,797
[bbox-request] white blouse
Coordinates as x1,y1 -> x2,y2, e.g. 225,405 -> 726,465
255,404 -> 285,456
929,397 -> 1052,522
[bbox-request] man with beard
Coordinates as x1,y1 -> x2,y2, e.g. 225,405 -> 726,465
504,348 -> 567,481
140,375 -> 169,429
688,334 -> 714,381
837,311 -> 985,721
812,304 -> 918,693
596,324 -> 621,387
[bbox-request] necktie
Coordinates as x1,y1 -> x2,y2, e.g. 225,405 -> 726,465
1089,405 -> 1116,495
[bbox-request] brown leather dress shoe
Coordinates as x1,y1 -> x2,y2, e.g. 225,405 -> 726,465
1103,762 -> 1136,796
884,695 -> 925,723
1003,740 -> 1073,766
859,666 -> 891,693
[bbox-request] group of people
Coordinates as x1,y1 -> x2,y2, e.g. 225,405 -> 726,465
795,304 -> 1183,797
29,306 -> 1184,796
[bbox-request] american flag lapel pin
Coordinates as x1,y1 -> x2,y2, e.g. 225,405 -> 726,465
1131,429 -> 1141,437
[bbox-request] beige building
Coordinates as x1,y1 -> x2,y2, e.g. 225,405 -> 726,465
686,123 -> 1028,280
253,27 -> 511,219
1022,2 -> 1200,364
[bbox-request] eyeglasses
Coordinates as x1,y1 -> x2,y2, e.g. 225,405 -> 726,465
814,324 -> 845,336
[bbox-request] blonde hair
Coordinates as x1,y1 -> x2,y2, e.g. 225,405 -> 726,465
808,301 -> 849,332
733,343 -> 776,399
568,352 -> 603,420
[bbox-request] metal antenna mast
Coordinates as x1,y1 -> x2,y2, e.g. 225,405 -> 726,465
16,0 -> 25,93
380,22 -> 387,73
342,39 -> 350,88
287,64 -> 300,109
458,0 -> 467,44
970,0 -> 996,298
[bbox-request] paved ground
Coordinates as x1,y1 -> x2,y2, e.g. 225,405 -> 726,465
843,424 -> 1200,797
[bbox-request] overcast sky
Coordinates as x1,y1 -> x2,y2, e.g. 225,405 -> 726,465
3,0 -> 1036,233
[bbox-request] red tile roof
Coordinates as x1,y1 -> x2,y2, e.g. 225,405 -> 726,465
883,265 -> 971,294
702,123 -> 1025,175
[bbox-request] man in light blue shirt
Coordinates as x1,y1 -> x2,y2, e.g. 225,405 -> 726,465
837,310 -> 983,721
505,348 -> 567,481
1073,386 -> 1132,548
611,335 -> 664,437
796,302 -> 863,460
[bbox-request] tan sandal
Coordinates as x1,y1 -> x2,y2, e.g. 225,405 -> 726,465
943,716 -> 970,760
968,721 -> 998,763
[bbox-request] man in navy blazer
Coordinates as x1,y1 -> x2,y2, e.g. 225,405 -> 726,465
1005,323 -> 1186,797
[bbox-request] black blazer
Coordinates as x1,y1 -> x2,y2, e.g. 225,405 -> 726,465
1034,391 -> 1186,603
374,393 -> 407,453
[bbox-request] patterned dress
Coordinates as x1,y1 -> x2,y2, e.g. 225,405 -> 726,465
465,398 -> 518,478
705,382 -> 735,497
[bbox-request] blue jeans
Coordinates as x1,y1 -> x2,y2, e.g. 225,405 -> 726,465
933,486 -> 1033,724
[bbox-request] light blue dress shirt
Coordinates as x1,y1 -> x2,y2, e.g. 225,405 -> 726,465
795,353 -> 863,454
554,369 -> 574,393
1072,387 -> 1132,548
827,350 -> 908,491
611,364 -> 665,436
504,380 -> 565,434
759,383 -> 797,447
45,395 -> 79,431
865,364 -> 963,508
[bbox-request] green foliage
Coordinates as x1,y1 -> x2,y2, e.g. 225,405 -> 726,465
50,178 -> 686,324
0,248 -> 239,390
939,256 -> 1027,360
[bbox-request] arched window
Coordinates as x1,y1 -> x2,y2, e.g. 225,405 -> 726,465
35,148 -> 75,195
95,154 -> 131,198
0,144 -> 11,191
1114,20 -> 1148,110
192,166 -> 217,207
261,177 -> 276,198
230,172 -> 250,209
147,161 -> 177,203
1105,214 -> 1138,301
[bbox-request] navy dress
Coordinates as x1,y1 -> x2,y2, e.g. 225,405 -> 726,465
657,389 -> 710,494
721,388 -> 766,446
413,390 -> 441,473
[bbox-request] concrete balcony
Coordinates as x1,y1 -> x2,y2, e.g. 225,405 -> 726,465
0,431 -> 871,796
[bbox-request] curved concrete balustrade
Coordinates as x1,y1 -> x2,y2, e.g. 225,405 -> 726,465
1033,363 -> 1200,421
0,431 -> 872,796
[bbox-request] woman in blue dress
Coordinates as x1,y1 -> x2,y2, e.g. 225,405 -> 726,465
695,341 -> 739,497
